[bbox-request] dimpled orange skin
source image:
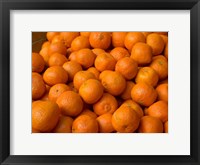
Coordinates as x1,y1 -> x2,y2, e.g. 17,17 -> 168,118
138,116 -> 163,133
96,113 -> 115,133
135,67 -> 159,87
72,115 -> 99,133
112,106 -> 140,133
79,79 -> 104,104
101,71 -> 126,96
147,101 -> 168,123
32,100 -> 60,132
89,32 -> 111,50
53,116 -> 74,133
93,93 -> 118,116
56,91 -> 83,117
43,66 -> 68,86
131,82 -> 157,107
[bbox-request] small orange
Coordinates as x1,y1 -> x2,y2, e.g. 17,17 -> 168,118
131,82 -> 157,107
39,47 -> 49,66
120,99 -> 143,119
150,56 -> 168,80
32,100 -> 60,132
120,81 -> 135,100
32,52 -> 45,73
51,34 -> 65,45
148,101 -> 168,123
156,83 -> 168,102
59,32 -> 80,47
87,67 -> 100,79
42,41 -> 50,49
89,32 -> 111,50
135,67 -> 159,87
72,115 -> 99,133
48,42 -> 67,56
71,36 -> 90,51
79,79 -> 104,104
68,82 -> 78,93
101,71 -> 126,96
43,66 -> 68,86
131,42 -> 153,66
92,48 -> 105,56
56,91 -> 83,117
124,32 -> 145,51
160,35 -> 168,46
164,121 -> 168,133
76,48 -> 96,69
53,115 -> 74,133
96,113 -> 115,133
115,57 -> 138,80
138,116 -> 163,133
62,61 -> 82,82
112,32 -> 127,47
73,71 -> 96,90
80,32 -> 91,37
146,33 -> 165,55
32,72 -> 46,100
79,109 -> 97,118
48,53 -> 68,66
94,52 -> 116,72
48,83 -> 71,102
46,32 -> 60,42
93,93 -> 118,116
112,106 -> 140,133
110,47 -> 130,61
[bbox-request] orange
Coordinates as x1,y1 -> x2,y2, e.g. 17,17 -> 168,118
48,42 -> 67,56
68,51 -> 78,61
120,99 -> 143,119
80,32 -> 91,37
32,52 -> 45,73
94,52 -> 116,72
73,71 -> 96,90
131,82 -> 157,106
87,67 -> 100,79
156,83 -> 168,102
48,53 -> 68,67
148,101 -> 168,123
120,81 -> 135,100
93,93 -> 118,116
124,32 -> 145,51
32,128 -> 40,133
135,67 -> 159,87
32,100 -> 60,132
79,79 -> 104,104
164,121 -> 168,133
110,47 -> 130,61
43,66 -> 68,86
42,41 -> 50,49
112,106 -> 140,133
138,116 -> 163,133
48,83 -> 71,102
164,43 -> 168,59
160,35 -> 168,46
72,115 -> 99,133
59,32 -> 80,47
131,42 -> 153,66
53,115 -> 74,133
101,71 -> 126,96
56,91 -> 83,117
112,32 -> 127,47
150,56 -> 168,80
92,48 -> 105,56
115,57 -> 138,80
76,48 -> 96,69
146,33 -> 165,55
79,109 -> 97,118
89,32 -> 111,50
71,36 -> 90,51
32,72 -> 46,100
51,34 -> 65,45
142,32 -> 152,38
97,113 -> 115,133
46,32 -> 60,42
39,47 -> 49,66
62,61 -> 82,82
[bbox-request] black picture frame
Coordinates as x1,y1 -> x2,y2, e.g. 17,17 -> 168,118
0,0 -> 200,164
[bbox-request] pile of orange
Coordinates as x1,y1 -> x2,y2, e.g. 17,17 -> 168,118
32,32 -> 168,133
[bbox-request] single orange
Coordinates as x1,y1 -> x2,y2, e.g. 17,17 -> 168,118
48,53 -> 68,67
112,32 -> 127,47
110,47 -> 130,61
39,47 -> 49,66
156,83 -> 168,102
97,113 -> 115,133
48,42 -> 67,56
32,52 -> 45,73
71,36 -> 90,51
